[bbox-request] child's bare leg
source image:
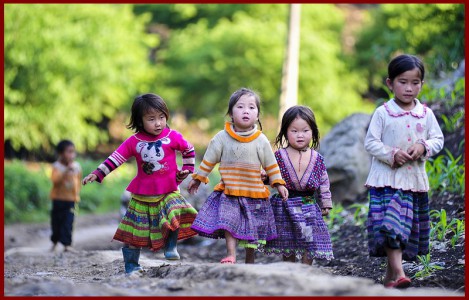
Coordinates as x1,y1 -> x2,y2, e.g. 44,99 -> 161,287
282,254 -> 296,262
301,253 -> 313,265
384,246 -> 406,282
224,231 -> 237,261
245,248 -> 255,264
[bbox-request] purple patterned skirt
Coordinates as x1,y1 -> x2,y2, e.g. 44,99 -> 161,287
190,191 -> 278,244
261,194 -> 334,260
366,187 -> 430,261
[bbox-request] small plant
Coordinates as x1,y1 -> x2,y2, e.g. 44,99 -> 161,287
440,111 -> 464,133
413,253 -> 444,279
430,209 -> 450,242
449,218 -> 465,248
429,208 -> 465,248
327,203 -> 345,231
426,149 -> 465,197
347,203 -> 369,226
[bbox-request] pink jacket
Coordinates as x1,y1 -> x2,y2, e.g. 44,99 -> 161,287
92,128 -> 195,195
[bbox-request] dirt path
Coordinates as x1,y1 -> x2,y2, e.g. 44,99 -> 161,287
3,213 -> 463,296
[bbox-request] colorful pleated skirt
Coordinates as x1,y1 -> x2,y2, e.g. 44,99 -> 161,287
366,186 -> 430,261
190,191 -> 278,248
113,191 -> 198,251
261,194 -> 334,260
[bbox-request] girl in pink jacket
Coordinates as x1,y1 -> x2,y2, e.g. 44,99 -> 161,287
83,93 -> 197,274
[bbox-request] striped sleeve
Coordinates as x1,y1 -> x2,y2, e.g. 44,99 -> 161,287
192,133 -> 223,184
173,130 -> 196,173
259,135 -> 285,187
92,137 -> 133,183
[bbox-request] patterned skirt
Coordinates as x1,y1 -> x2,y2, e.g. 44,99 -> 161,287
261,194 -> 334,260
190,191 -> 278,247
366,187 -> 430,261
113,192 -> 198,251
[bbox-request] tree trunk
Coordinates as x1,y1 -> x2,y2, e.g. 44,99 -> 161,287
278,4 -> 301,125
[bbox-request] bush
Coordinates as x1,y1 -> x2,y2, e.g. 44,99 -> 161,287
4,159 -> 136,224
4,160 -> 51,223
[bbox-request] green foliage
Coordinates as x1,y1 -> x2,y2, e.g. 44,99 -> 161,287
3,159 -> 135,224
134,4 -> 252,29
4,4 -> 157,153
154,5 -> 288,132
327,202 -> 345,232
429,208 -> 450,242
440,111 -> 464,133
429,208 -> 465,247
420,78 -> 465,109
353,4 -> 464,90
347,203 -> 369,226
4,161 -> 51,223
413,253 -> 444,279
449,218 -> 465,248
152,4 -> 374,137
426,150 -> 465,197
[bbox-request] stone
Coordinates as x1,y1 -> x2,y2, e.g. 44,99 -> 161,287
319,113 -> 372,204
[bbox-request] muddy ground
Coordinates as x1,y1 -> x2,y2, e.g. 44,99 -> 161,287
4,189 -> 465,296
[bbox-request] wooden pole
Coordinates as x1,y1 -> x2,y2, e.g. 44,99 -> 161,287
278,4 -> 301,125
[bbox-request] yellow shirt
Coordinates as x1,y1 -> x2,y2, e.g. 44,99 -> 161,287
50,161 -> 82,202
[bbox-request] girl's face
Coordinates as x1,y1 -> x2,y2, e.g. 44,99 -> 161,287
287,117 -> 312,150
60,145 -> 76,165
386,68 -> 424,111
142,109 -> 167,136
230,95 -> 259,132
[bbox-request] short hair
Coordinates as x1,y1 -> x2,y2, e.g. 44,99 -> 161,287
56,140 -> 75,154
127,93 -> 170,133
388,54 -> 425,81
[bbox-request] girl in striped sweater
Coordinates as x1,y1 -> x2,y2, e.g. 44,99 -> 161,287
188,88 -> 288,264
82,93 -> 198,274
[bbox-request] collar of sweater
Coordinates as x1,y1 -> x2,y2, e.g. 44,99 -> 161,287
384,98 -> 427,119
225,122 -> 261,143
134,127 -> 171,142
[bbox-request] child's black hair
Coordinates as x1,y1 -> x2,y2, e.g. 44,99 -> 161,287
226,87 -> 263,130
274,105 -> 320,150
388,54 -> 425,81
56,140 -> 75,154
127,93 -> 170,133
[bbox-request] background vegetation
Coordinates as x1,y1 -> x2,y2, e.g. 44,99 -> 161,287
3,4 -> 465,224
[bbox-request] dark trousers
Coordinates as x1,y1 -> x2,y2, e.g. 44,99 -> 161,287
50,200 -> 76,246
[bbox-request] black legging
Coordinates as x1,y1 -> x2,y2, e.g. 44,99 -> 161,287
50,200 -> 76,246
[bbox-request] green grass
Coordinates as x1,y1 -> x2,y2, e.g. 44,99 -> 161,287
426,149 -> 465,197
4,157 -> 222,225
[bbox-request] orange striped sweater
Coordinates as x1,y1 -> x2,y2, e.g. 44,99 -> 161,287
192,122 -> 285,199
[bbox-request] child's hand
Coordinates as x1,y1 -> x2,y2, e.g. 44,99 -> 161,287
321,208 -> 331,216
260,169 -> 268,182
82,174 -> 97,185
407,143 -> 425,160
176,170 -> 190,182
394,149 -> 413,167
275,185 -> 289,201
188,179 -> 201,195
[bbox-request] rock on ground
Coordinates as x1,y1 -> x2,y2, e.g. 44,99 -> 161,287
4,213 -> 463,296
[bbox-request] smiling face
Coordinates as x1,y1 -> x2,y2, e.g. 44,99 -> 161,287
386,67 -> 424,111
230,95 -> 259,132
142,108 -> 167,136
286,117 -> 313,150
